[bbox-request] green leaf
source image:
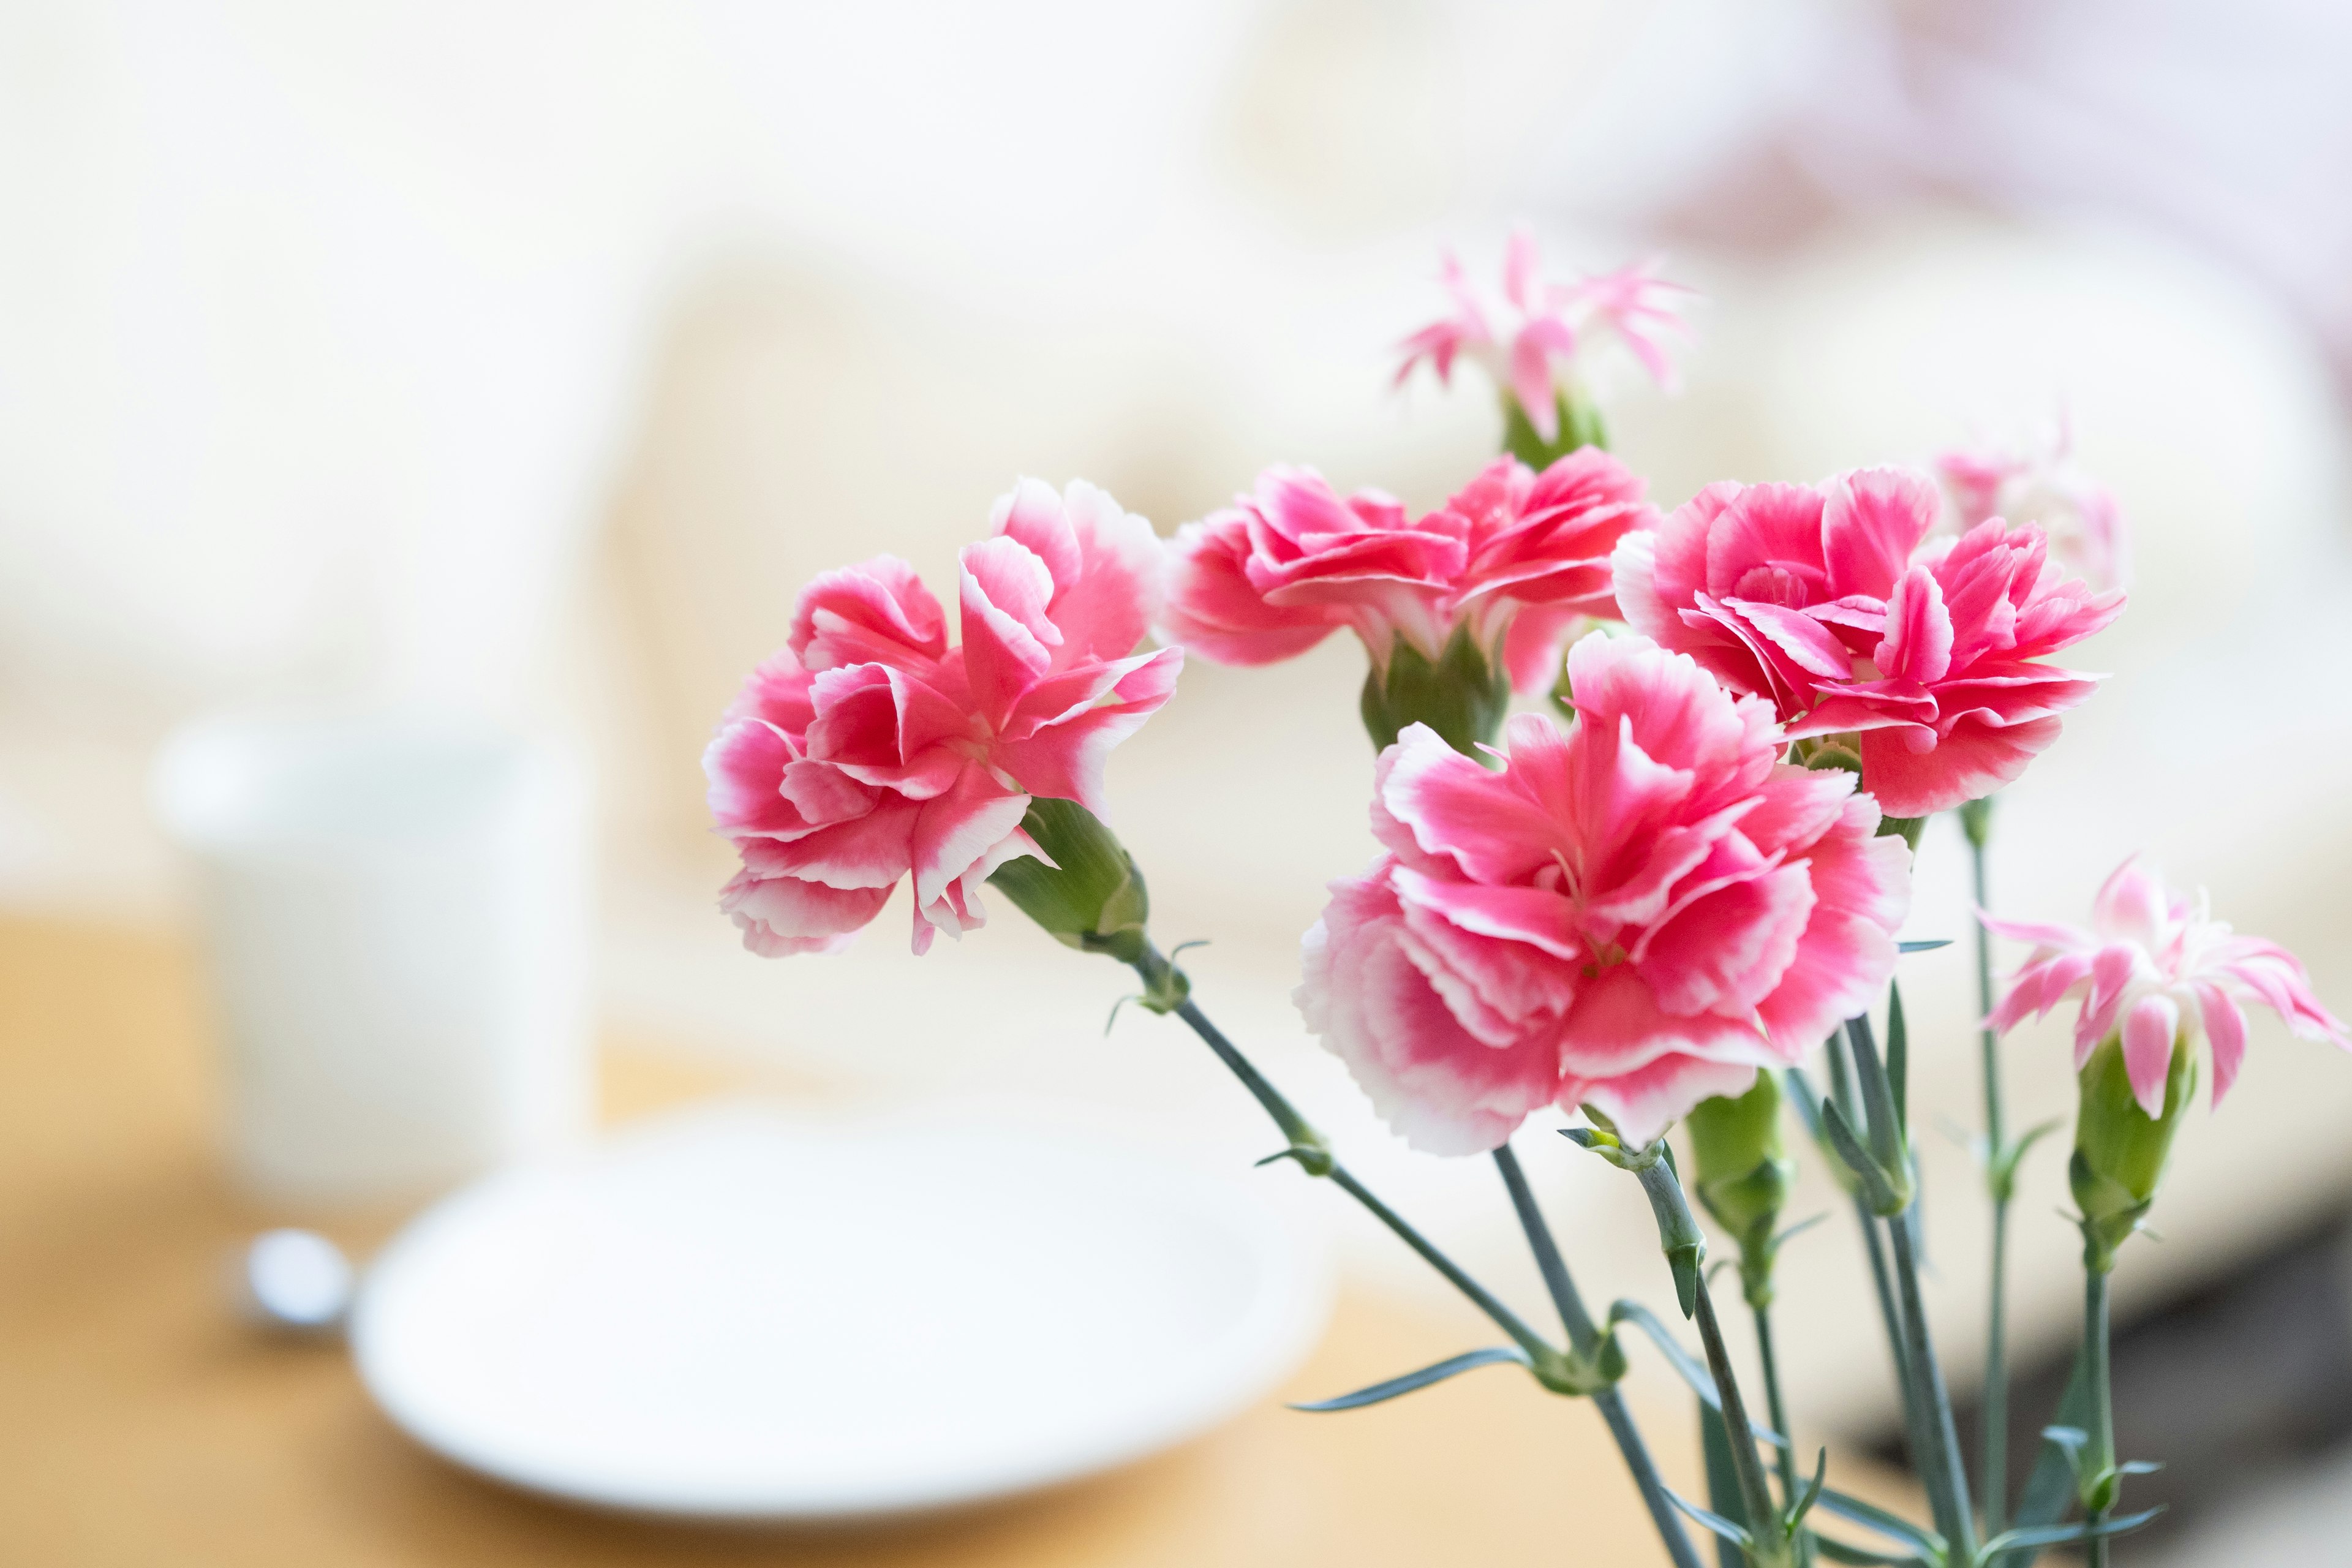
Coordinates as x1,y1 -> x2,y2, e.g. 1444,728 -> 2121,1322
1812,1488 -> 1946,1559
1886,982 -> 1910,1137
1897,940 -> 1953,953
1607,1300 -> 1788,1450
1975,1506 -> 2163,1559
1287,1346 -> 1529,1412
1788,1447 -> 1830,1529
1665,1488 -> 1754,1553
1811,1535 -> 1932,1567
1700,1401 -> 1751,1568
1997,1349 -> 2091,1567
1818,1099 -> 1899,1212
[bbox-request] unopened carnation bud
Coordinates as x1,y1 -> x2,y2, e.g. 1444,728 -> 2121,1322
989,797 -> 1156,968
2070,1031 -> 2196,1273
1360,624 -> 1511,756
1686,1073 -> 1796,1308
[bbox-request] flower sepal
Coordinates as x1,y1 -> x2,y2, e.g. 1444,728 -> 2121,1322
1687,1075 -> 1798,1310
1358,620 -> 1511,756
988,797 -> 1167,985
1502,388 -> 1607,469
2071,1031 -> 2196,1273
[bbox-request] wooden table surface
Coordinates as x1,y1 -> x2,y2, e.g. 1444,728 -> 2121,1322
0,914 -> 1815,1566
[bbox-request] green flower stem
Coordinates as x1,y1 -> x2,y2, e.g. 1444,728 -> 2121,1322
1152,959 -> 1553,1359
1154,955 -> 1706,1568
1168,994 -> 1321,1155
1888,1206 -> 1978,1564
1810,1050 -> 1924,1479
1754,1303 -> 1798,1510
1494,1146 -> 1705,1568
1634,1157 -> 1785,1551
1491,1145 -> 1602,1354
1594,1385 -> 1708,1568
1965,799 -> 2013,1545
1843,1014 -> 1976,1562
2086,1267 -> 2116,1568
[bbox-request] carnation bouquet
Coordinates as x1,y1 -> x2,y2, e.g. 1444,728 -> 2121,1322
703,231 -> 2346,1566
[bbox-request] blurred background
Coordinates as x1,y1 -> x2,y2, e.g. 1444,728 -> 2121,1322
4,1 -> 2350,1562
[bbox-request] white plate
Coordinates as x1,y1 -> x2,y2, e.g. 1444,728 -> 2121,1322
351,1101 -> 1330,1520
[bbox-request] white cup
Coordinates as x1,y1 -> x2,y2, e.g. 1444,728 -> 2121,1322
155,710 -> 593,1205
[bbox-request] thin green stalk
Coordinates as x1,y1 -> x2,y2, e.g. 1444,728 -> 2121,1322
1159,966 -> 1705,1568
1163,987 -> 1553,1359
1491,1144 -> 1600,1352
1494,1147 -> 1705,1568
1634,1158 -> 1784,1550
1844,1014 -> 1977,1563
1968,809 -> 2013,1544
1754,1303 -> 1798,1507
1324,1164 -> 1555,1361
1887,1207 -> 1977,1563
1594,1387 -> 1708,1568
2086,1268 -> 2115,1568
1693,1274 -> 1785,1550
1820,1044 -> 1924,1475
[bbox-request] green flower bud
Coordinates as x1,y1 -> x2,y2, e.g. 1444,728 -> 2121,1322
2070,1031 -> 2196,1273
1501,388 -> 1608,469
1359,622 -> 1511,758
988,797 -> 1170,993
1686,1073 -> 1796,1308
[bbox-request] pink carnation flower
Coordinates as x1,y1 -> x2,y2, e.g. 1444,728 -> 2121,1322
1159,448 -> 1657,695
1934,418 -> 2130,592
1613,467 -> 2125,818
1297,630 -> 1911,1153
1986,857 -> 2349,1117
1395,232 -> 1694,442
704,479 -> 1179,956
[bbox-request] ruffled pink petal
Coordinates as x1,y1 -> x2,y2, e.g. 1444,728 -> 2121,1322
1737,766 -> 1861,862
1755,907 -> 1900,1055
1392,891 -> 1581,1049
1567,630 -> 1770,799
723,649 -> 819,734
2080,944 -> 2146,1060
1565,1054 -> 1768,1150
1979,911 -> 2096,951
720,867 -> 894,956
1379,723 -> 1561,885
907,766 -> 1031,913
705,719 -> 805,839
1858,713 -> 2064,818
1635,862 -> 1816,1018
2090,856 -> 2171,952
1390,864 -> 1586,963
1821,467 -> 1938,600
1158,512 -> 1341,666
2193,980 -> 2249,1107
1877,566 -> 1956,684
1297,875 -> 1565,1155
2120,992 -> 2181,1118
1500,603 -> 1584,693
1704,483 -> 1831,601
990,647 -> 1182,812
958,537 -> 1062,730
790,556 -> 950,673
1510,325 -> 1566,441
737,794 -> 919,892
803,665 -> 974,800
1558,965 -> 1784,1082
1004,478 -> 1164,665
